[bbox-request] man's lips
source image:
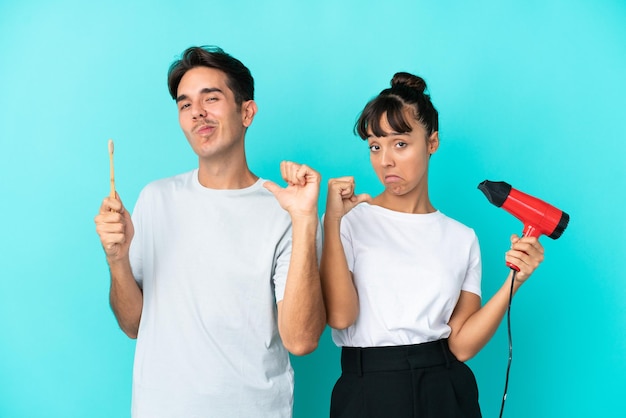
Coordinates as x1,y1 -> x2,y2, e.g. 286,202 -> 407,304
195,124 -> 216,135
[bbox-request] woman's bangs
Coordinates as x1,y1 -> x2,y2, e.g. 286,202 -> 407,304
357,96 -> 412,139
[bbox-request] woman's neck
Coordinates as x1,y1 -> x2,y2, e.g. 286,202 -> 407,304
372,191 -> 436,214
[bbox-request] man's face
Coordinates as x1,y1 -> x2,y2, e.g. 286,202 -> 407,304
176,66 -> 256,161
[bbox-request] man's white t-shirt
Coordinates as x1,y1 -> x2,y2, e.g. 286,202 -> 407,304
129,170 -> 295,418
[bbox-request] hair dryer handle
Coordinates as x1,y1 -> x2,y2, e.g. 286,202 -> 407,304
506,226 -> 540,271
506,261 -> 521,272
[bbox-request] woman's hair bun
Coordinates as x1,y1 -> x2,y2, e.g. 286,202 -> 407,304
390,72 -> 427,94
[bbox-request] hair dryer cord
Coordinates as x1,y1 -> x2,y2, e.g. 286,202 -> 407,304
499,269 -> 516,418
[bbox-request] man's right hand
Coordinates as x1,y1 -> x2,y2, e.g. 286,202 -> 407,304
94,193 -> 134,262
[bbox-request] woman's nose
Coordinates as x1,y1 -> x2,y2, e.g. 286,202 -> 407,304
380,149 -> 394,167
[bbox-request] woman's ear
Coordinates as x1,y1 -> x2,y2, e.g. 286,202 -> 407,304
428,131 -> 440,155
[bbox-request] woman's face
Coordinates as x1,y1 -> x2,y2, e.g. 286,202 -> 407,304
367,109 -> 439,198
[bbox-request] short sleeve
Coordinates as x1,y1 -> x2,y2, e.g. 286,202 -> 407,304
129,191 -> 145,289
339,217 -> 355,273
272,224 -> 292,303
273,218 -> 323,303
461,232 -> 482,297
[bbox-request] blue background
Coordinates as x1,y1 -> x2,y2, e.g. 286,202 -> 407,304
1,0 -> 625,416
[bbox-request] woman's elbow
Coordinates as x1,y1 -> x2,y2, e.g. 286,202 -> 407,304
284,339 -> 319,356
448,342 -> 478,363
327,313 -> 356,330
453,351 -> 476,363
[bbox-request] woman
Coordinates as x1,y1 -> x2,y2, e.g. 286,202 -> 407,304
321,72 -> 544,417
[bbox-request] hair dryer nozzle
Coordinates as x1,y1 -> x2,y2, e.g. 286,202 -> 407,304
478,180 -> 512,207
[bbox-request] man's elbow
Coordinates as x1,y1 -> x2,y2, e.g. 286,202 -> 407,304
120,324 -> 139,339
123,328 -> 138,339
282,329 -> 323,356
116,317 -> 140,339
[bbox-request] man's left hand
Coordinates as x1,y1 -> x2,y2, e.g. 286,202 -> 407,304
264,161 -> 320,218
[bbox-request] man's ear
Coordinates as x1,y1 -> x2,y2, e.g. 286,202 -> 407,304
241,100 -> 258,127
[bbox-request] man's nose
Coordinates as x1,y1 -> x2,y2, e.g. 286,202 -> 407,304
191,101 -> 206,118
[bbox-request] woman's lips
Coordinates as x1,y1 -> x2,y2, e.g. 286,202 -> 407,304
384,174 -> 402,183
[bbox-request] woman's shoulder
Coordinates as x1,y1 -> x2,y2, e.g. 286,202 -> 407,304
343,202 -> 375,221
438,212 -> 478,240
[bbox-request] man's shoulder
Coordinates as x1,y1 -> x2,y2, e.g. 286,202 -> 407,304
141,170 -> 195,194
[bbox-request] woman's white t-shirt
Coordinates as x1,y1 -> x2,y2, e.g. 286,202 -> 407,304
331,203 -> 481,348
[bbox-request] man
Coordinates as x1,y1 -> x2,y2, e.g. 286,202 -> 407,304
94,46 -> 325,417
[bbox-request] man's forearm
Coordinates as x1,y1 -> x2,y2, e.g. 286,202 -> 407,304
278,215 -> 326,356
108,257 -> 143,339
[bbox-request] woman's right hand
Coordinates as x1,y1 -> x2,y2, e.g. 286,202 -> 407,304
325,176 -> 371,221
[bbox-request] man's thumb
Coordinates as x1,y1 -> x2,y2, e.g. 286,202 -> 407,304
263,180 -> 281,196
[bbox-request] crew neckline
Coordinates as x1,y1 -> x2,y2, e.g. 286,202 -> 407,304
191,169 -> 265,195
359,202 -> 442,222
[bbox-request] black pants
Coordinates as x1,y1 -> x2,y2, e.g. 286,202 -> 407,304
330,340 -> 482,418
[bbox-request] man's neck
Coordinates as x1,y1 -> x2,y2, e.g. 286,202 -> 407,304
197,157 -> 258,190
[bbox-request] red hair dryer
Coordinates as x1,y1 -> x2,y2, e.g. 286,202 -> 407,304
478,180 -> 569,271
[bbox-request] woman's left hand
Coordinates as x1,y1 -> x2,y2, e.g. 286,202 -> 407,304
506,234 -> 545,282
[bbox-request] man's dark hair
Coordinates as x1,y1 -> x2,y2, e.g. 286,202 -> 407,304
167,46 -> 254,106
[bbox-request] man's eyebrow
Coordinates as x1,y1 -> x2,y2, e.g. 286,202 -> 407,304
176,87 -> 224,103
